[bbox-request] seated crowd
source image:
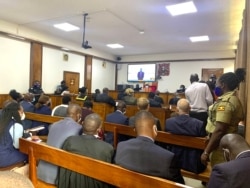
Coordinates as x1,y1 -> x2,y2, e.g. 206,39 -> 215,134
0,75 -> 248,188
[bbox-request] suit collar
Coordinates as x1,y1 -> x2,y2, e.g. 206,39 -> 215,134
137,136 -> 154,143
236,150 -> 250,159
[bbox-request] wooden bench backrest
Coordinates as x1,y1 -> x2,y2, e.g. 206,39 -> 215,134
103,122 -> 207,150
25,112 -> 63,124
19,139 -> 186,188
92,102 -> 114,121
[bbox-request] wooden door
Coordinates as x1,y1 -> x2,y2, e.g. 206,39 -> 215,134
64,71 -> 80,94
202,68 -> 224,81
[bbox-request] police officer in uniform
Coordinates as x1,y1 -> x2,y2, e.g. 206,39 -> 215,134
201,69 -> 245,167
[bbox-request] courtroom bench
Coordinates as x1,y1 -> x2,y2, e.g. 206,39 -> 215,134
19,138 -> 188,188
103,122 -> 211,183
24,112 -> 211,183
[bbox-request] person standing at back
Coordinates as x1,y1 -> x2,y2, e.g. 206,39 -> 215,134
201,69 -> 245,167
115,111 -> 184,184
37,103 -> 82,185
207,133 -> 250,188
185,73 -> 213,126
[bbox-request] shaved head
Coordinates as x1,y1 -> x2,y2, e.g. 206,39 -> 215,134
83,113 -> 102,135
177,99 -> 190,114
134,111 -> 156,138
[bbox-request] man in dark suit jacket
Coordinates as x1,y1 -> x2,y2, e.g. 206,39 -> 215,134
129,97 -> 161,131
95,87 -> 116,107
115,111 -> 184,184
57,113 -> 114,188
165,98 -> 206,173
207,133 -> 250,188
105,101 -> 129,145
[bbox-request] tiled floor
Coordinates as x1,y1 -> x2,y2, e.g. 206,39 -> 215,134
184,177 -> 206,188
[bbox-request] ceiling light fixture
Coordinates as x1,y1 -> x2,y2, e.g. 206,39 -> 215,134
53,23 -> 79,32
166,1 -> 197,16
106,44 -> 124,49
8,34 -> 25,40
189,35 -> 209,42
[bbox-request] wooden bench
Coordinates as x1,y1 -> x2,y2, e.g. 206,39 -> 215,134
25,112 -> 63,142
102,122 -> 211,183
24,112 -> 211,183
19,138 -> 188,188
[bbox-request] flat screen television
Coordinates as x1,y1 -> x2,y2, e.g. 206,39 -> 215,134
127,64 -> 156,82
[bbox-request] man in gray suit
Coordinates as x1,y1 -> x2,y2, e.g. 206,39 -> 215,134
207,133 -> 250,188
37,104 -> 82,185
115,111 -> 184,184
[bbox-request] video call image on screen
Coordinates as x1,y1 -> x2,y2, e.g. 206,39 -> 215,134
127,64 -> 156,82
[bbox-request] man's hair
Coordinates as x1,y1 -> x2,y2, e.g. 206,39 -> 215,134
137,97 -> 149,110
66,103 -> 81,117
83,113 -> 101,134
148,92 -> 155,99
83,100 -> 93,108
190,74 -> 199,83
116,101 -> 126,110
134,111 -> 155,134
62,95 -> 71,104
103,87 -> 109,93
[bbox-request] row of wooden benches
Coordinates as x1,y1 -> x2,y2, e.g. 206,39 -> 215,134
23,112 -> 211,187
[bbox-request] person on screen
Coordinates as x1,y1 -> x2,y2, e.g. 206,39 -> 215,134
137,68 -> 144,80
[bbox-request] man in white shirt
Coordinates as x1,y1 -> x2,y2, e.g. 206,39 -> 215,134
185,73 -> 213,127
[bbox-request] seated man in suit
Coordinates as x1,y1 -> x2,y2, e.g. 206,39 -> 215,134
57,113 -> 114,188
95,87 -> 116,107
207,133 -> 250,188
37,104 -> 82,185
129,97 -> 161,131
165,98 -> 207,173
105,101 -> 129,145
115,111 -> 184,184
148,92 -> 161,107
51,95 -> 71,117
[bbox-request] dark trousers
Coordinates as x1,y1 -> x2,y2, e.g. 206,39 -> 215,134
190,111 -> 208,131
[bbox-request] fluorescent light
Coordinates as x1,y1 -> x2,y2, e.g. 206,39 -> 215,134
106,44 -> 124,49
8,34 -> 25,40
166,1 -> 197,16
53,23 -> 80,32
189,35 -> 209,42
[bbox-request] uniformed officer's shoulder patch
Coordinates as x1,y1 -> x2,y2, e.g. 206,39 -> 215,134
217,105 -> 225,111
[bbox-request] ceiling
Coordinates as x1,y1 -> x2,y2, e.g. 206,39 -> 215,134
0,0 -> 245,57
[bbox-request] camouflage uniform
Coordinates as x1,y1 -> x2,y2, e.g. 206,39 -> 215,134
206,91 -> 244,166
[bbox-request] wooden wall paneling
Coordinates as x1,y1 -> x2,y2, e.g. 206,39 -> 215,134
84,55 -> 92,94
0,94 -> 11,108
30,42 -> 43,87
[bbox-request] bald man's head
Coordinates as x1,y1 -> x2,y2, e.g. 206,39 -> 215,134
83,113 -> 102,135
220,133 -> 250,161
67,103 -> 82,122
177,99 -> 190,114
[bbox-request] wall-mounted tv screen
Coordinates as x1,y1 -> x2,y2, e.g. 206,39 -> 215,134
127,64 -> 156,82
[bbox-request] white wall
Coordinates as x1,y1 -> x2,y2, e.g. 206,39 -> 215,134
0,36 -> 30,93
92,59 -> 116,92
42,47 -> 85,93
117,60 -> 234,93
